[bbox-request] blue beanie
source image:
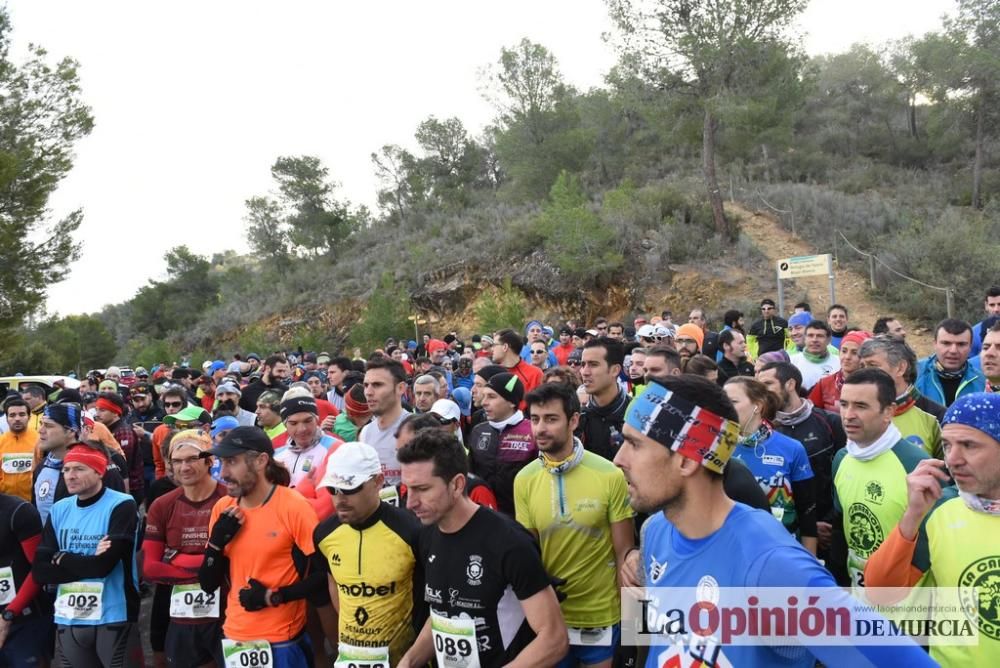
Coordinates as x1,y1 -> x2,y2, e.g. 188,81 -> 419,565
943,393 -> 1000,444
788,312 -> 812,328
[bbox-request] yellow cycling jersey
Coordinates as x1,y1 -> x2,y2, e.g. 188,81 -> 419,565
313,501 -> 424,664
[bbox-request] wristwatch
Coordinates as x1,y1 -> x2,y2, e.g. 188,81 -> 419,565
1,609 -> 15,622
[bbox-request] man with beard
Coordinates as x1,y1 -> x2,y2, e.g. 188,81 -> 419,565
239,355 -> 292,412
0,399 -> 38,501
515,383 -> 633,668
126,382 -> 163,492
613,375 -> 933,667
215,381 -> 256,427
198,427 -> 329,668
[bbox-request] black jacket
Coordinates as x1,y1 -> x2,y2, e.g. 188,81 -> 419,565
576,390 -> 630,461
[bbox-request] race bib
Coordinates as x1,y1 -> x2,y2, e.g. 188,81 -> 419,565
1,453 -> 32,475
0,566 -> 15,605
379,485 -> 400,507
431,612 -> 480,668
169,584 -> 220,619
567,626 -> 613,647
847,549 -> 867,589
222,639 -> 273,668
55,582 -> 103,621
334,642 -> 390,668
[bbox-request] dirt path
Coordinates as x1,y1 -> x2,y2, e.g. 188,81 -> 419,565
727,203 -> 934,356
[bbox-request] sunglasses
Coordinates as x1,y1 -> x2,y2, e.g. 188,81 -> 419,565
163,401 -> 184,408
330,482 -> 367,496
567,360 -> 582,366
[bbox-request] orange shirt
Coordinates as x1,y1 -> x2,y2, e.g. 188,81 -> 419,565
208,485 -> 319,643
0,428 -> 38,501
151,423 -> 171,479
510,360 -> 543,410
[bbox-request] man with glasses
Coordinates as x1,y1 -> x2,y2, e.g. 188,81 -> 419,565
674,323 -> 705,366
748,298 -> 789,358
142,430 -> 227,668
150,387 -> 191,480
528,342 -> 550,370
314,442 -> 425,667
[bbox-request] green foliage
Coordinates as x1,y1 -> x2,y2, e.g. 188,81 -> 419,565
129,246 -> 220,340
536,172 -> 622,285
473,278 -> 529,333
0,9 -> 93,336
349,274 -> 413,353
121,337 -> 181,372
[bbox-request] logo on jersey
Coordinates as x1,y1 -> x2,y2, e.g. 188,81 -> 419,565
330,553 -> 341,565
864,481 -> 885,505
648,556 -> 668,584
425,586 -> 442,604
354,605 -> 369,627
762,454 -> 784,466
959,555 -> 1000,641
846,502 -> 884,557
696,575 -> 720,605
37,480 -> 52,498
466,555 -> 484,585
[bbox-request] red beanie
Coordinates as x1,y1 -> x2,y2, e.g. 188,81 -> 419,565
96,397 -> 124,416
841,330 -> 872,351
64,445 -> 109,477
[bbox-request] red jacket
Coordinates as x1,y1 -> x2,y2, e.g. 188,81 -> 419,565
808,371 -> 843,414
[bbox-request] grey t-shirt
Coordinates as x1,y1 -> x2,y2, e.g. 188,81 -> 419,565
359,409 -> 411,486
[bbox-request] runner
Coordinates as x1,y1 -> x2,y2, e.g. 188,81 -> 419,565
613,375 -> 934,666
724,377 -> 817,553
331,383 -> 371,442
865,392 -> 1000,665
397,428 -> 568,668
33,442 -> 143,667
808,330 -> 870,413
0,492 -> 51,666
747,298 -> 788,357
361,358 -> 412,487
142,430 -> 227,668
33,404 -> 126,525
313,442 -> 425,666
859,336 -> 944,457
915,318 -> 985,406
831,368 -> 932,589
255,390 -> 289,447
577,337 -> 630,461
467,372 -> 535,515
789,320 -> 841,391
150,386 -> 194,479
0,398 -> 37,501
491,328 -> 543,403
515,382 -> 634,668
95,391 -> 145,505
199,426 -> 329,668
274,394 -> 337,487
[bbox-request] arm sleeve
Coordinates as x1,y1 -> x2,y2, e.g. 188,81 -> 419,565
198,505 -> 228,593
53,502 -> 136,580
152,426 -> 167,479
141,538 -> 199,583
863,524 -> 925,588
6,503 -> 43,615
278,547 -> 330,606
31,516 -> 63,584
790,477 -> 817,538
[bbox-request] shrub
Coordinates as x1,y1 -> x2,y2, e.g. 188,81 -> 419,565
473,278 -> 529,333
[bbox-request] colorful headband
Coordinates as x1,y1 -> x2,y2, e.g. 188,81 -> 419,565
626,381 -> 740,474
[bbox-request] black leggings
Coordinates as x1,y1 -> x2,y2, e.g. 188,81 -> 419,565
150,584 -> 172,652
54,623 -> 143,668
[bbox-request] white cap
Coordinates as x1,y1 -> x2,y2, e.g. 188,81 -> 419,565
654,325 -> 675,339
636,324 -> 657,338
431,399 -> 461,424
202,360 -> 213,370
319,442 -> 383,491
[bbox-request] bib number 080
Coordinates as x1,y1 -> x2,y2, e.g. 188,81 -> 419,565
238,650 -> 270,666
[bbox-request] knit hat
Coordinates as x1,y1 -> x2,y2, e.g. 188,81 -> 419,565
841,330 -> 872,350
524,320 -> 544,334
757,350 -> 791,365
475,364 -> 507,382
943,393 -> 1000,445
210,416 -> 240,439
280,396 -> 318,420
451,387 -> 472,417
98,380 -> 118,393
486,372 -> 524,407
64,444 -> 108,477
43,403 -> 81,431
788,311 -> 812,328
345,383 -> 371,419
675,323 -> 704,350
216,381 -> 242,397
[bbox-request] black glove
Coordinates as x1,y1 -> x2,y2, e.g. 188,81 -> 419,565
208,511 -> 242,549
550,576 -> 568,603
239,578 -> 270,611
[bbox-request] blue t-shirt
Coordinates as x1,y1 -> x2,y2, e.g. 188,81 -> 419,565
34,454 -> 63,524
731,430 -> 813,533
641,503 -> 935,667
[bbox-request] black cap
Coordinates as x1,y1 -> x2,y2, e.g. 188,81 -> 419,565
131,382 -> 153,397
560,326 -> 573,335
208,426 -> 274,457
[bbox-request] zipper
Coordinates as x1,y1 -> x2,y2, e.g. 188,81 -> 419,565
357,529 -> 363,575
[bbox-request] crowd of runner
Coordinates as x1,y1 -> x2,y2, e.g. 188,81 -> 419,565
1,290 -> 1000,667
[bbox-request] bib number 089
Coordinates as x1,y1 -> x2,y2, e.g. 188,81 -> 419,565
435,635 -> 474,658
